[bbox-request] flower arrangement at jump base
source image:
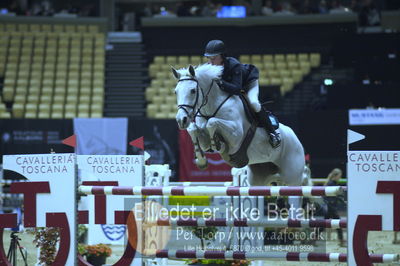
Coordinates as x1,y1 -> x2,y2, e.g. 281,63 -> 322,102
184,226 -> 250,266
187,259 -> 250,265
79,243 -> 112,266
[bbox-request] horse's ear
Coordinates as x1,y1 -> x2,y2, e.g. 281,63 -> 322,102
171,67 -> 180,79
188,65 -> 196,77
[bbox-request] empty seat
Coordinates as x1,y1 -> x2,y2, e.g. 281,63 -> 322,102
263,62 -> 275,70
165,95 -> 176,105
52,104 -> 64,113
27,95 -> 40,103
299,61 -> 311,75
88,25 -> 99,33
12,103 -> 24,118
152,95 -> 164,105
2,87 -> 15,102
40,95 -> 52,104
25,103 -> 37,113
190,56 -> 203,65
165,56 -> 177,64
286,54 -> 297,62
77,111 -> 89,118
258,77 -> 270,86
146,104 -> 158,118
287,61 -> 299,69
178,56 -> 190,65
80,87 -> 92,96
239,55 -> 251,62
251,55 -> 262,63
275,62 -> 287,70
278,69 -> 291,78
298,53 -> 309,62
270,77 -> 282,85
0,112 -> 11,118
291,69 -> 303,83
91,103 -> 103,113
51,112 -> 63,118
310,53 -> 321,67
265,69 -> 279,78
66,95 -> 78,104
79,95 -> 91,104
274,54 -> 285,62
145,88 -> 157,101
38,110 -> 50,118
160,104 -> 172,113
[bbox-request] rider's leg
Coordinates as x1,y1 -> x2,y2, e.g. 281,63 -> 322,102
247,80 -> 262,112
247,80 -> 281,148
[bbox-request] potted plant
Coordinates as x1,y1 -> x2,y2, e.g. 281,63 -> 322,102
78,224 -> 88,243
33,227 -> 60,265
79,243 -> 112,266
186,259 -> 250,265
185,226 -> 250,266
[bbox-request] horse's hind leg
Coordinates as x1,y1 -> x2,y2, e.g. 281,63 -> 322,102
248,163 -> 279,186
278,153 -> 307,219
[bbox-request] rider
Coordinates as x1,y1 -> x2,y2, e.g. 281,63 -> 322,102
204,39 -> 281,148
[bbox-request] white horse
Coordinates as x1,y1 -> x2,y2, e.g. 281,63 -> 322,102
172,64 -> 308,188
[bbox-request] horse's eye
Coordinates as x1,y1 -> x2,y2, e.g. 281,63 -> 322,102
190,89 -> 196,94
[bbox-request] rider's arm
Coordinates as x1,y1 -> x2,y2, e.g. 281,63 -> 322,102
218,66 -> 243,95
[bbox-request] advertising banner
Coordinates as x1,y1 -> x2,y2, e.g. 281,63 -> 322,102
179,130 -> 232,182
349,108 -> 400,126
3,153 -> 76,266
78,155 -> 143,247
74,118 -> 128,155
0,119 -> 74,161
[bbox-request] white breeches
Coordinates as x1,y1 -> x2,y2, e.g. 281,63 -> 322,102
246,80 -> 261,112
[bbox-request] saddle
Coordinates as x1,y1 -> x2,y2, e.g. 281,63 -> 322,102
226,95 -> 276,168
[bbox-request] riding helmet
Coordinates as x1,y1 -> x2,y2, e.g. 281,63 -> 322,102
204,40 -> 226,57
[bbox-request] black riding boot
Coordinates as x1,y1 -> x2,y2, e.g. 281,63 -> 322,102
256,109 -> 281,148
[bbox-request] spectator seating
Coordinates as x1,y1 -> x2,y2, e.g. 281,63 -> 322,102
0,22 -> 105,119
240,53 -> 320,96
145,53 -> 320,118
146,55 -> 206,119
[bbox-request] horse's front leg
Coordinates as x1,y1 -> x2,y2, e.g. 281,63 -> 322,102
206,118 -> 241,154
187,122 -> 210,170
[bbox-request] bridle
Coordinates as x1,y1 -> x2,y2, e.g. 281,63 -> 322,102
176,77 -> 232,121
176,78 -> 201,120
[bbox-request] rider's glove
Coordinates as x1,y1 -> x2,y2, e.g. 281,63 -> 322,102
213,78 -> 223,88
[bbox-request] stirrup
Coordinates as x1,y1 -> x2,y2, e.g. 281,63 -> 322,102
269,133 -> 281,148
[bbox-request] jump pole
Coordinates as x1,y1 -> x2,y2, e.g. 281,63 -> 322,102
78,185 -> 344,197
143,249 -> 399,263
144,218 -> 348,229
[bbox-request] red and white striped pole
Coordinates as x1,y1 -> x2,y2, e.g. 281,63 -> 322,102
79,185 -> 344,197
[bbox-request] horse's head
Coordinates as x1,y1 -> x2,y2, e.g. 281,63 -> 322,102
172,65 -> 198,129
172,64 -> 223,129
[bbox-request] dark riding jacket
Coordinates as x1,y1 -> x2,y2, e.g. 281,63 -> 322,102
218,57 -> 259,95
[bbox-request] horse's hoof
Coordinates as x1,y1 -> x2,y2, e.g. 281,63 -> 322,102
196,158 -> 208,170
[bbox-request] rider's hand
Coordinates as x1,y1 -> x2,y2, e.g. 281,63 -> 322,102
212,78 -> 223,87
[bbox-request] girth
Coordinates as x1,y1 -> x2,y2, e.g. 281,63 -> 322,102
226,95 -> 259,168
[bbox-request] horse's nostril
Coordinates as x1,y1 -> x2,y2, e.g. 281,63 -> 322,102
183,117 -> 188,125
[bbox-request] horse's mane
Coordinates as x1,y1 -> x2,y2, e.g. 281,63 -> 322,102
177,63 -> 223,81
